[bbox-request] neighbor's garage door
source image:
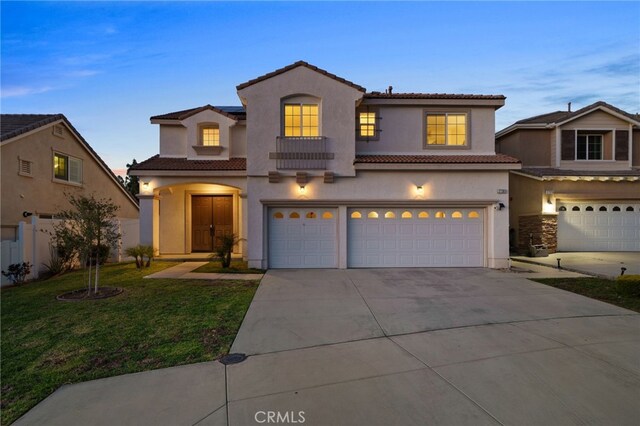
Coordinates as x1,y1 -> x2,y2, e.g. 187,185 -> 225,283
557,202 -> 640,251
348,208 -> 484,267
269,207 -> 338,268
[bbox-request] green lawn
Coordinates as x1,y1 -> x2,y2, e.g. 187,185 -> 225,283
532,277 -> 640,313
1,261 -> 259,425
193,260 -> 265,274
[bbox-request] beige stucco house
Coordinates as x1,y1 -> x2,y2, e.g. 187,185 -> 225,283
131,61 -> 520,269
496,101 -> 640,253
1,114 -> 139,241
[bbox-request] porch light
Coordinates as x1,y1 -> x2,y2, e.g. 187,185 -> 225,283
142,181 -> 150,189
298,185 -> 306,194
416,185 -> 424,195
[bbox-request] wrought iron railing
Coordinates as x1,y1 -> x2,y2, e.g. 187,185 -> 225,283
275,136 -> 330,169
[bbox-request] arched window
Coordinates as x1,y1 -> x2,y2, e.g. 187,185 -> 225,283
401,211 -> 412,219
571,206 -> 579,211
626,206 -> 635,212
322,212 -> 334,219
273,212 -> 284,219
418,211 -> 429,218
368,211 -> 379,219
452,211 -> 462,219
612,206 -> 621,212
599,206 -> 607,211
384,211 -> 395,219
435,211 -> 446,218
289,212 -> 300,219
306,212 -> 316,219
468,211 -> 480,218
558,206 -> 567,212
586,206 -> 594,211
351,211 -> 362,219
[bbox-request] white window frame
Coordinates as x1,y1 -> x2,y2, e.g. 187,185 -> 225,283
53,152 -> 83,185
575,133 -> 604,161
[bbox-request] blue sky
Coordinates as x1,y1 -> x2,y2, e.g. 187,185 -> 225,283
2,1 -> 639,175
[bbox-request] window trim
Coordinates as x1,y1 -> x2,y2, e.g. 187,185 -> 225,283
574,130 -> 612,161
356,107 -> 380,141
52,151 -> 83,186
423,109 -> 471,150
281,95 -> 321,138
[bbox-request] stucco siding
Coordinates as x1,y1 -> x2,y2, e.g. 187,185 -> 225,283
159,125 -> 187,157
497,129 -> 552,166
1,124 -> 138,236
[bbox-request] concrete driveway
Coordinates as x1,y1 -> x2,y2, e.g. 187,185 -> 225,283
15,267 -> 640,425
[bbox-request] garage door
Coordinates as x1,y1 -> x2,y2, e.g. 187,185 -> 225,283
348,208 -> 484,267
557,202 -> 640,251
269,207 -> 338,268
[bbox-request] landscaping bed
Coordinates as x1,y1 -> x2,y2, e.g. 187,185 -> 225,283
532,277 -> 640,313
0,261 -> 259,425
193,260 -> 265,274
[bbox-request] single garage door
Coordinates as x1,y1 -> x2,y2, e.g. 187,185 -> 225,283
269,207 -> 338,268
557,202 -> 640,251
348,207 -> 484,267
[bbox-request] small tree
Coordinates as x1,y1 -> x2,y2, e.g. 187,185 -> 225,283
125,245 -> 154,269
52,194 -> 121,294
215,234 -> 241,268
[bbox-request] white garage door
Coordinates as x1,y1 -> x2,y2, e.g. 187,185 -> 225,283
348,208 -> 484,267
269,207 -> 338,268
557,202 -> 640,251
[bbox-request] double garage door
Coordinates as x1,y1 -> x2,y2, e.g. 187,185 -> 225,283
558,202 -> 640,251
268,207 -> 484,268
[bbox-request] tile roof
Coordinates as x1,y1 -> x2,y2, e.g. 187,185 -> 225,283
519,167 -> 640,177
1,114 -> 65,141
354,154 -> 520,164
150,105 -> 245,121
130,155 -> 247,171
365,92 -> 506,100
515,101 -> 640,125
236,60 -> 366,92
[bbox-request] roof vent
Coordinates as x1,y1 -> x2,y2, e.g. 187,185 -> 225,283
52,124 -> 64,138
567,102 -> 572,112
386,85 -> 393,95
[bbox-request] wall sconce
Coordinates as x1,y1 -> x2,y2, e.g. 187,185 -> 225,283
142,181 -> 150,190
298,185 -> 306,194
416,185 -> 424,195
498,202 -> 506,211
545,190 -> 554,204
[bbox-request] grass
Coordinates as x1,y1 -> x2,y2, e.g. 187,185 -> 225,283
0,261 -> 259,425
193,260 -> 265,274
532,277 -> 640,313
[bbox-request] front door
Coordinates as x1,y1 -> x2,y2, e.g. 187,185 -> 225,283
192,196 -> 233,252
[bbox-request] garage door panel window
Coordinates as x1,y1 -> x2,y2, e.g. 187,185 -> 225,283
468,211 -> 480,218
419,211 -> 429,218
452,211 -> 463,219
368,211 -> 379,219
306,212 -> 317,219
289,212 -> 300,219
435,211 -> 446,218
401,211 -> 412,219
627,206 -> 635,212
351,211 -> 362,219
322,212 -> 334,219
273,212 -> 284,219
384,211 -> 396,219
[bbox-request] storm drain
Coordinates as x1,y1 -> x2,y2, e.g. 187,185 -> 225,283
220,353 -> 248,365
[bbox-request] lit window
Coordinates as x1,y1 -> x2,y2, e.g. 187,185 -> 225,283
358,111 -> 377,139
273,212 -> 284,219
435,211 -> 446,218
418,211 -> 429,218
576,134 -> 602,160
384,211 -> 395,219
452,211 -> 462,218
202,126 -> 220,146
468,211 -> 480,218
306,212 -> 317,219
53,153 -> 82,184
367,211 -> 379,219
351,211 -> 362,219
401,211 -> 412,219
284,104 -> 318,137
322,212 -> 334,219
426,113 -> 467,146
289,212 -> 300,219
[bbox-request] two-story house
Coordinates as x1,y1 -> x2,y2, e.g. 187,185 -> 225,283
496,101 -> 640,253
130,61 -> 520,269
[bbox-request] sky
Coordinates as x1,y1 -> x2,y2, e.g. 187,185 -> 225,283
2,1 -> 639,176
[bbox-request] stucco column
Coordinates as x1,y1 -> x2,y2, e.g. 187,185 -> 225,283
138,194 -> 159,252
239,192 -> 248,260
338,205 -> 348,269
487,203 -> 510,269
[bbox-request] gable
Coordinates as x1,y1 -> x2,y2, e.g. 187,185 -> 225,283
560,109 -> 631,130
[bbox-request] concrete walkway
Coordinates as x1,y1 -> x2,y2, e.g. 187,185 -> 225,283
15,266 -> 640,425
513,252 -> 640,279
144,261 -> 264,281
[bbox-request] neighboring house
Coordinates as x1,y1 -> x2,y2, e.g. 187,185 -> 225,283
130,61 -> 520,269
496,101 -> 640,253
1,114 -> 140,279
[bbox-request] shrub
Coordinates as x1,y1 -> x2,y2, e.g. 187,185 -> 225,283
1,262 -> 32,284
125,245 -> 154,268
617,275 -> 640,297
42,244 -> 69,277
215,234 -> 241,268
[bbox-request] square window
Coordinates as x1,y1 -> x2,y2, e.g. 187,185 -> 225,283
284,103 -> 319,137
576,134 -> 603,160
425,113 -> 468,147
202,127 -> 220,146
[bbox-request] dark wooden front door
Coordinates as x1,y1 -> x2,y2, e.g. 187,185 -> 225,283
192,196 -> 233,252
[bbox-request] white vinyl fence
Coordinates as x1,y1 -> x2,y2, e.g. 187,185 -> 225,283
1,216 -> 139,286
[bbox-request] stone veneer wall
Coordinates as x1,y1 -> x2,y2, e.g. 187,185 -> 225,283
518,214 -> 558,254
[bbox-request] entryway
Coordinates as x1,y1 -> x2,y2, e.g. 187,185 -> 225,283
191,195 -> 233,252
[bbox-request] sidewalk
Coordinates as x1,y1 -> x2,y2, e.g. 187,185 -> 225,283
512,252 -> 640,279
144,262 -> 264,281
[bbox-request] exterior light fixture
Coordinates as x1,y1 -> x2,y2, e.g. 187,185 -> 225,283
142,181 -> 150,189
298,185 -> 306,194
416,185 -> 424,195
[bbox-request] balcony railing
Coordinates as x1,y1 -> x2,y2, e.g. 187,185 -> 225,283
273,136 -> 332,170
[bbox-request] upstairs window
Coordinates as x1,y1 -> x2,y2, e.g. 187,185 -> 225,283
201,125 -> 220,146
53,152 -> 82,184
426,113 -> 467,147
357,109 -> 380,141
284,103 -> 318,137
576,134 -> 602,160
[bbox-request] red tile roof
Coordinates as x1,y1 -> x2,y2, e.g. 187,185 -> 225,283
355,154 -> 520,164
365,93 -> 506,100
150,105 -> 245,121
130,155 -> 247,171
519,167 -> 640,177
236,60 -> 366,92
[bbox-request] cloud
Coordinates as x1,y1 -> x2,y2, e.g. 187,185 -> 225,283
586,55 -> 640,77
1,85 -> 53,98
65,69 -> 101,78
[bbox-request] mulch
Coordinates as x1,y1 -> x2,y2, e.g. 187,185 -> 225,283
57,286 -> 124,301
